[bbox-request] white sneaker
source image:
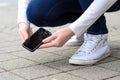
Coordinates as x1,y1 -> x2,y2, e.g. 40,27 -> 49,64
69,33 -> 111,65
65,34 -> 84,46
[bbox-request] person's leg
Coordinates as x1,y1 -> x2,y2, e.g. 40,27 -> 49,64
69,0 -> 119,65
107,0 -> 120,12
78,0 -> 108,35
26,0 -> 82,27
67,0 -> 120,46
78,0 -> 120,34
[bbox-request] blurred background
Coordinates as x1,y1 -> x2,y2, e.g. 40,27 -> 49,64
0,0 -> 17,6
0,0 -> 17,31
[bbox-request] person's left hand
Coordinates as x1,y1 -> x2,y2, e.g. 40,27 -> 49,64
40,27 -> 74,48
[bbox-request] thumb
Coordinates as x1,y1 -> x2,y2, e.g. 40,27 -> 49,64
43,35 -> 56,43
22,30 -> 30,43
19,30 -> 29,43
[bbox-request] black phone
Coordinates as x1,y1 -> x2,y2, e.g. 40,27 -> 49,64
22,28 -> 52,52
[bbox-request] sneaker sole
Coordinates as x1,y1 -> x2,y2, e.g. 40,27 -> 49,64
69,51 -> 111,65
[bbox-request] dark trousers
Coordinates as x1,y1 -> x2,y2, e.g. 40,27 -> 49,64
27,0 -> 120,35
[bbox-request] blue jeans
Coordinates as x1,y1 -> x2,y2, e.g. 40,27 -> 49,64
27,0 -> 120,35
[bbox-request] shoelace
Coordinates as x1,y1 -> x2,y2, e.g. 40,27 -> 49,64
78,35 -> 101,54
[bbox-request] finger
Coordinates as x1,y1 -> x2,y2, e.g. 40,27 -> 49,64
40,42 -> 56,48
25,32 -> 30,40
19,30 -> 27,42
40,37 -> 63,48
19,31 -> 29,43
29,27 -> 33,36
19,32 -> 25,42
43,35 -> 56,43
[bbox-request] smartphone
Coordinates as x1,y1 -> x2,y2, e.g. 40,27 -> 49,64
22,28 -> 52,52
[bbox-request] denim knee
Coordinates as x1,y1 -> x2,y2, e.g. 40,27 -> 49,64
26,5 -> 46,27
26,0 -> 56,27
107,0 -> 120,12
27,7 -> 58,27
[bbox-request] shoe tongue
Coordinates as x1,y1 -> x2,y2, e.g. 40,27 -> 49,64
84,33 -> 101,41
79,34 -> 99,53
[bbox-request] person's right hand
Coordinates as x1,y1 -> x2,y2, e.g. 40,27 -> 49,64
18,23 -> 33,43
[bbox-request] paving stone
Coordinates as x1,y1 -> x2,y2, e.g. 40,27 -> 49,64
11,50 -> 66,63
0,54 -> 18,62
0,32 -> 18,41
0,72 -> 25,80
41,48 -> 62,53
111,49 -> 120,58
96,57 -> 117,64
0,41 -> 19,48
41,46 -> 78,54
41,46 -> 79,58
0,50 -> 6,54
11,65 -> 61,80
34,73 -> 84,80
51,48 -> 78,58
98,60 -> 120,72
0,68 -> 5,73
68,66 -> 119,80
44,59 -> 85,72
3,35 -> 19,42
106,75 -> 120,80
0,46 -> 24,53
0,58 -> 38,70
24,52 -> 66,63
10,50 -> 50,58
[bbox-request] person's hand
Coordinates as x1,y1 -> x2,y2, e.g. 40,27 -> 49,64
18,23 -> 32,42
40,27 -> 74,48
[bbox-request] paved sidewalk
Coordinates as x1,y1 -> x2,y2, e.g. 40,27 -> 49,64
0,1 -> 120,80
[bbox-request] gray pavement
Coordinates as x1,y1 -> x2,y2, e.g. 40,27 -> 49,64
0,1 -> 120,80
